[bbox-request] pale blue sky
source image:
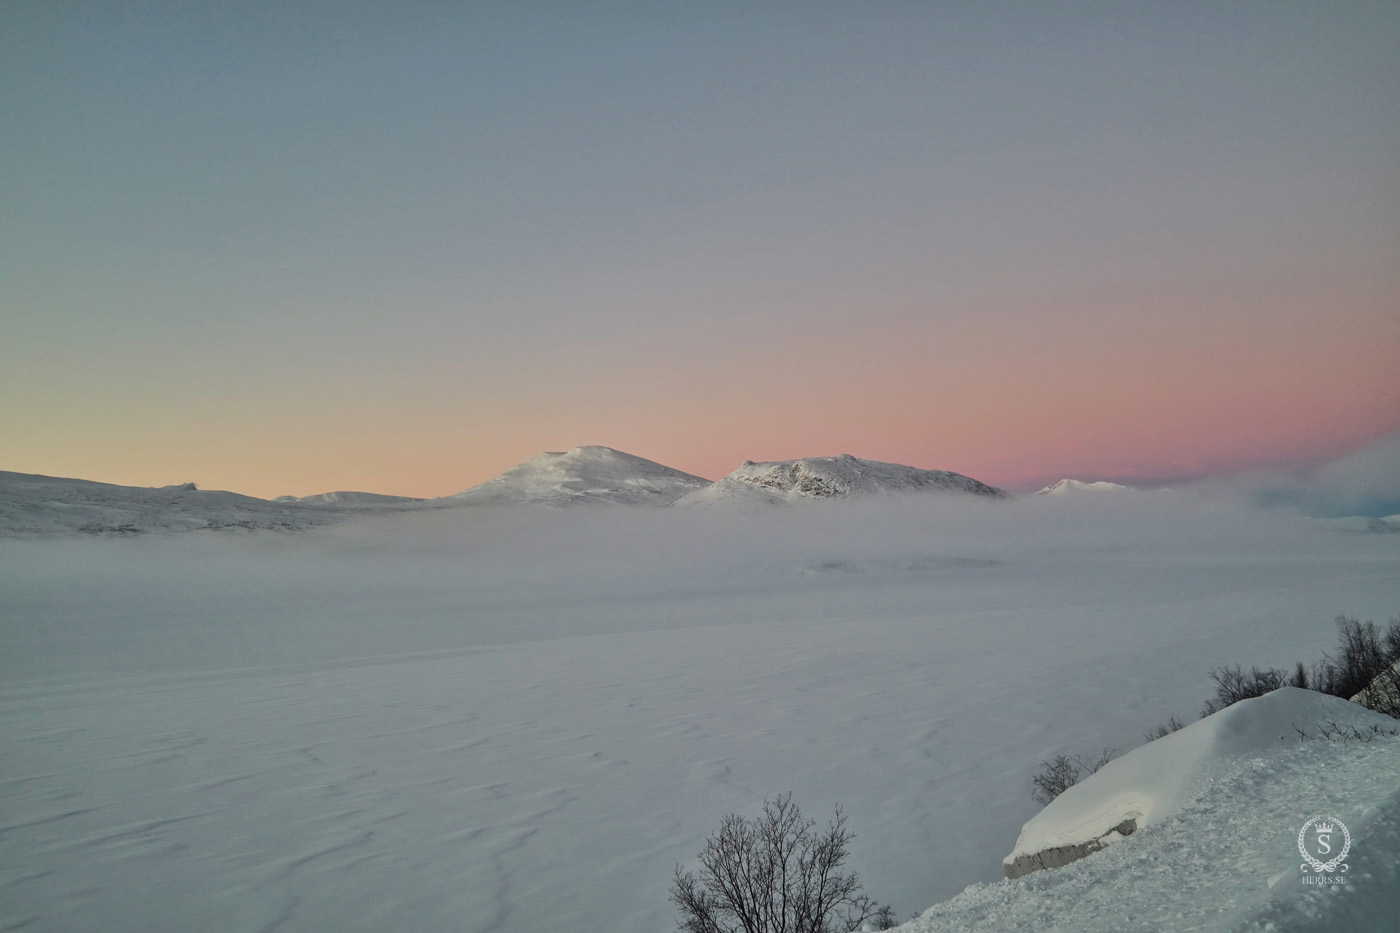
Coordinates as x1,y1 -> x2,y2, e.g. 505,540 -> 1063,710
3,1 -> 1397,496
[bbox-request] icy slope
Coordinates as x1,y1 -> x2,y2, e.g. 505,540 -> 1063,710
449,445 -> 710,507
905,689 -> 1400,932
1035,479 -> 1134,495
676,454 -> 1005,507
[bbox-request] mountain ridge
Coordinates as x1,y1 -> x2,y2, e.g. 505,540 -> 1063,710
1,447 -> 1007,534
676,453 -> 1007,507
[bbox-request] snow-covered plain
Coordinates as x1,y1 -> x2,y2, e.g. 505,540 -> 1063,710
2,490 -> 1398,931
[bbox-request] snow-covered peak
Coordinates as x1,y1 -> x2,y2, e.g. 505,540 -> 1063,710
448,446 -> 711,507
1035,479 -> 1134,496
674,454 -> 1005,507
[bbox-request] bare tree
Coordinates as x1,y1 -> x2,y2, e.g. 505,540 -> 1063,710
1200,664 -> 1287,716
670,793 -> 887,933
1144,715 -> 1186,742
1311,616 -> 1397,705
1030,749 -> 1116,806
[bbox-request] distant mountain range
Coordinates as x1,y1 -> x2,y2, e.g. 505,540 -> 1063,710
6,448 -> 1397,537
0,447 -> 1008,535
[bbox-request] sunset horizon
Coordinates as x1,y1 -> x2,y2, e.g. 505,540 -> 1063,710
5,2 -> 1397,503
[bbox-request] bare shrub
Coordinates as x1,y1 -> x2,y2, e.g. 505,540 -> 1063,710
670,793 -> 887,933
1200,665 -> 1287,717
869,905 -> 898,930
1309,617 -> 1400,718
1030,749 -> 1116,806
1345,616 -> 1400,719
1201,615 -> 1400,721
1031,754 -> 1079,806
1144,715 -> 1186,741
1356,666 -> 1400,719
1293,721 -> 1400,743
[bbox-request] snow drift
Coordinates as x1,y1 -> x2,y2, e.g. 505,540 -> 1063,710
904,688 -> 1400,932
1004,687 -> 1399,879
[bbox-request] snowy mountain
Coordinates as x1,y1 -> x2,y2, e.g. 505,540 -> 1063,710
448,445 -> 711,507
675,454 -> 1005,507
1034,479 -> 1134,496
0,448 -> 1001,533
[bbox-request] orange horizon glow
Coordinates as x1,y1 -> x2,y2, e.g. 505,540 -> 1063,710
4,5 -> 1397,501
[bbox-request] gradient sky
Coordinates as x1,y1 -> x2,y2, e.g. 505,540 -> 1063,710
4,1 -> 1398,498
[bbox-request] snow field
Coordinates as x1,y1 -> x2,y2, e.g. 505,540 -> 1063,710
1,495 -> 1397,931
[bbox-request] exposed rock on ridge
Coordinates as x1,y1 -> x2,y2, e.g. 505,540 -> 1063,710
676,454 -> 1005,507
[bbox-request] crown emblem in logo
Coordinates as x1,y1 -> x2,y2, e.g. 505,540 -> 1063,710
1298,815 -> 1351,875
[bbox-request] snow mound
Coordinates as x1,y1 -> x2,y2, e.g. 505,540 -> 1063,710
448,446 -> 710,507
1004,688 -> 1397,878
674,454 -> 1005,507
1035,479 -> 1134,496
902,688 -> 1400,932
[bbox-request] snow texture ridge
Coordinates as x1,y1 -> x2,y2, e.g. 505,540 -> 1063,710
449,445 -> 711,507
675,454 -> 1006,507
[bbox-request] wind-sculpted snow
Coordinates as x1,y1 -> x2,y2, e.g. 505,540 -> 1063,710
1,493 -> 1397,931
1004,688 -> 1399,878
907,709 -> 1400,932
675,454 -> 1006,507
